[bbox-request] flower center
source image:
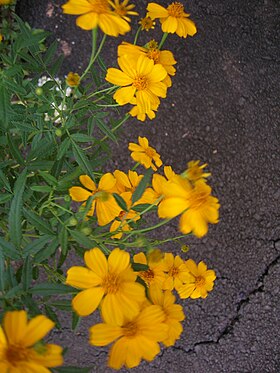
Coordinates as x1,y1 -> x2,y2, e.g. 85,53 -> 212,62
189,190 -> 209,210
123,321 -> 138,337
147,49 -> 160,64
139,269 -> 155,285
145,147 -> 156,158
195,275 -> 205,287
169,266 -> 179,277
167,2 -> 184,17
89,0 -> 110,13
6,344 -> 29,366
133,75 -> 149,90
139,16 -> 154,31
113,4 -> 127,16
102,273 -> 120,294
118,210 -> 126,220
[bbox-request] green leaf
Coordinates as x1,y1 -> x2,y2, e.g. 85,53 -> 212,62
95,117 -> 117,141
34,237 -> 59,263
30,185 -> 53,193
113,193 -> 128,212
21,256 -> 32,291
8,168 -> 27,248
71,312 -> 81,331
29,283 -> 76,296
132,168 -> 153,204
131,262 -> 149,272
23,208 -> 54,235
0,83 -> 11,130
132,203 -> 157,213
38,171 -> 58,186
0,169 -> 11,192
70,230 -> 96,249
49,300 -> 72,312
0,194 -> 12,204
0,251 -> 5,292
44,305 -> 61,329
71,134 -> 94,143
57,138 -> 70,160
7,134 -> 25,165
23,235 -> 52,257
59,226 -> 68,255
0,237 -> 21,260
71,141 -> 93,177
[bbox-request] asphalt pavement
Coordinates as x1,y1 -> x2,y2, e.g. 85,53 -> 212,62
16,0 -> 280,372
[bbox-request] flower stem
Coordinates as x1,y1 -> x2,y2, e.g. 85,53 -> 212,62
158,32 -> 168,49
133,26 -> 141,45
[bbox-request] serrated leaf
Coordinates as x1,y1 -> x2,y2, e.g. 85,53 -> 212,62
8,168 -> 27,248
7,134 -> 25,165
23,208 -> 54,235
71,141 -> 93,177
70,230 -> 96,249
59,226 -> 68,255
0,169 -> 11,192
0,194 -> 12,204
95,117 -> 117,141
34,237 -> 59,263
21,256 -> 32,291
57,138 -> 70,160
30,283 -> 76,296
113,193 -> 128,212
23,235 -> 52,257
132,168 -> 153,204
0,237 -> 21,260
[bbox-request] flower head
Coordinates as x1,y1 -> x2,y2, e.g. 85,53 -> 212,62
0,310 -> 63,372
110,0 -> 138,22
162,252 -> 190,291
139,16 -> 155,31
106,54 -> 167,118
178,259 -> 216,299
128,136 -> 162,171
148,286 -> 185,346
69,173 -> 121,226
66,247 -> 146,323
183,160 -> 211,183
158,176 -> 220,237
89,304 -> 168,369
133,251 -> 167,289
66,72 -> 80,87
147,2 -> 197,38
62,0 -> 131,36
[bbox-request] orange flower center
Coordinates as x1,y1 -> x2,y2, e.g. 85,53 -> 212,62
195,275 -> 206,287
6,344 -> 28,365
123,321 -> 138,337
113,4 -> 128,16
147,49 -> 160,64
102,273 -> 120,294
145,147 -> 156,158
169,266 -> 179,277
189,189 -> 209,210
89,0 -> 110,13
140,269 -> 155,285
139,16 -> 154,31
167,2 -> 184,17
133,75 -> 148,90
119,210 -> 126,220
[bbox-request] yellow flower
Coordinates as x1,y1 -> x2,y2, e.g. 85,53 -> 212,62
69,174 -> 121,226
66,247 -> 146,323
128,136 -> 162,171
177,259 -> 216,299
0,34 -> 3,42
148,286 -> 185,346
147,2 -> 197,38
110,0 -> 138,22
113,169 -> 143,194
89,304 -> 168,369
0,0 -> 13,5
162,252 -> 190,291
184,160 -> 211,183
0,310 -> 63,372
66,72 -> 80,87
106,54 -> 167,117
133,251 -> 167,289
139,16 -> 156,31
158,177 -> 220,237
118,40 -> 177,87
62,0 -> 130,36
109,192 -> 140,238
129,98 -> 159,121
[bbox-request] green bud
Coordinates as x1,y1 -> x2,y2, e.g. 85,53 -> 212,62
35,87 -> 43,96
55,129 -> 62,137
64,195 -> 71,202
68,217 -> 78,226
81,227 -> 92,236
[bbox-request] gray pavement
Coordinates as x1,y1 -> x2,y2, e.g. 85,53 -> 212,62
16,0 -> 280,372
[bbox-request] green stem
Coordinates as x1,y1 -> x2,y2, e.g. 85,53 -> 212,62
158,32 -> 168,49
133,26 -> 142,45
80,28 -> 98,81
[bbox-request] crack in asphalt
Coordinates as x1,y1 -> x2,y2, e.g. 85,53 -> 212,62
170,239 -> 280,355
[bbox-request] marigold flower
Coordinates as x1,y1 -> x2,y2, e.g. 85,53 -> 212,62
106,54 -> 167,117
0,0 -> 13,5
177,259 -> 216,299
118,40 -> 177,87
110,0 -> 138,22
162,252 -> 190,291
147,2 -> 197,38
129,99 -> 159,121
128,136 -> 162,171
0,310 -> 63,372
158,177 -> 220,237
148,286 -> 185,346
139,16 -> 156,31
183,160 -> 211,183
69,174 -> 121,226
113,169 -> 143,194
109,192 -> 140,238
66,247 -> 146,323
62,0 -> 131,36
133,251 -> 167,289
89,304 -> 168,369
66,72 -> 81,87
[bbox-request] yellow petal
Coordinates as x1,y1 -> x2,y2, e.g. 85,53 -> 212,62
108,337 -> 127,369
158,197 -> 188,218
69,186 -> 91,202
114,86 -> 136,105
133,252 -> 147,265
89,323 -> 122,346
106,67 -> 133,86
148,64 -> 167,83
185,259 -> 198,276
30,343 -> 63,367
96,198 -> 121,226
79,175 -> 96,192
66,266 -> 101,288
137,55 -> 154,76
147,3 -> 169,19
180,18 -> 197,37
76,12 -> 99,30
108,248 -> 130,273
162,16 -> 178,33
72,287 -> 104,316
62,0 -> 94,15
4,310 -> 27,345
98,173 -> 116,191
22,315 -> 54,347
84,247 -> 108,277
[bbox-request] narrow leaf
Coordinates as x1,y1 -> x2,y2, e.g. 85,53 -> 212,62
132,168 -> 153,204
23,208 -> 54,235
